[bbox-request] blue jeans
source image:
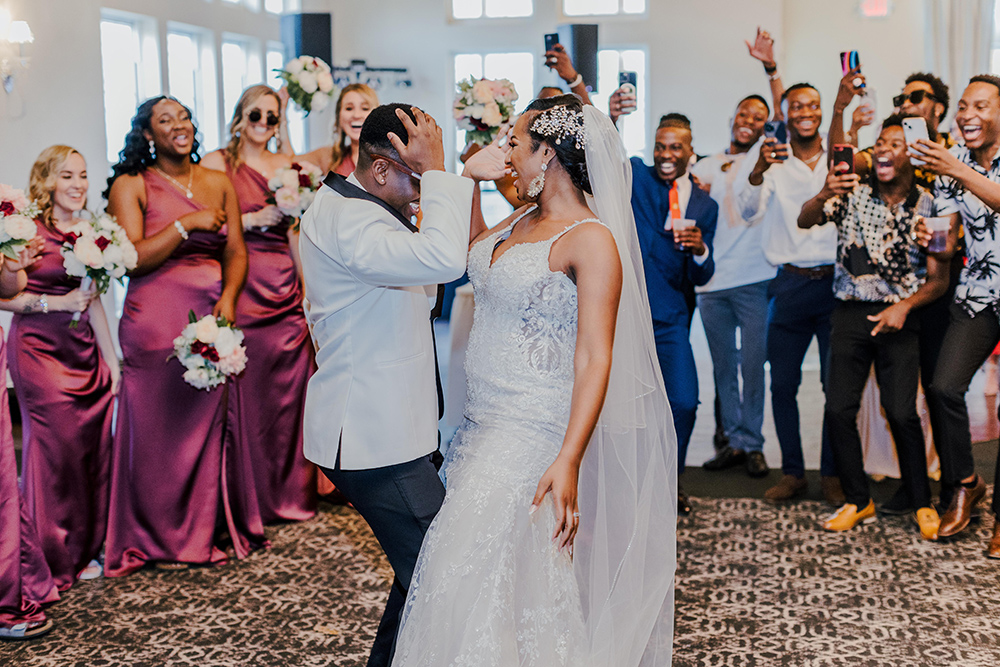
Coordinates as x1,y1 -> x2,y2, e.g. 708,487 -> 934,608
766,269 -> 836,478
697,280 -> 770,454
654,321 -> 698,474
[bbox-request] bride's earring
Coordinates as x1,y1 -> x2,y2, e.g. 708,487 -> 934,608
527,161 -> 547,199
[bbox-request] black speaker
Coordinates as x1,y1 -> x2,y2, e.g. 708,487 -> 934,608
280,13 -> 332,65
556,24 -> 598,91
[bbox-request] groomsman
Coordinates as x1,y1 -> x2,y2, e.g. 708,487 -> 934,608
630,116 -> 718,516
299,104 -> 473,666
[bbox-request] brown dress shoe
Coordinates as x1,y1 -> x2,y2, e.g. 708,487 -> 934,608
764,474 -> 807,502
938,474 -> 986,538
821,476 -> 846,506
988,520 -> 1000,560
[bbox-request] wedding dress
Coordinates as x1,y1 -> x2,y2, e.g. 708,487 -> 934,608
392,107 -> 676,667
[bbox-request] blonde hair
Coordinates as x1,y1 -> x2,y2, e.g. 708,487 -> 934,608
225,84 -> 283,169
330,84 -> 379,170
29,145 -> 85,226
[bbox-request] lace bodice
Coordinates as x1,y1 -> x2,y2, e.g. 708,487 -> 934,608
463,208 -> 601,429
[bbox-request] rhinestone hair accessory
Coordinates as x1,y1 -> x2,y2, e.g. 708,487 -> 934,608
530,105 -> 588,149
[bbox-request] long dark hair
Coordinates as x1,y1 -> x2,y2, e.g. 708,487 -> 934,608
103,96 -> 202,199
524,94 -> 592,195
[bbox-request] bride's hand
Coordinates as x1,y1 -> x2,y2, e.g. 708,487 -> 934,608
530,454 -> 581,553
462,125 -> 512,183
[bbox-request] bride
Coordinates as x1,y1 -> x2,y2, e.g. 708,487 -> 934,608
392,96 -> 676,666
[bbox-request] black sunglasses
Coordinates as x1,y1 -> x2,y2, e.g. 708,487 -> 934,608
893,90 -> 937,107
248,109 -> 280,126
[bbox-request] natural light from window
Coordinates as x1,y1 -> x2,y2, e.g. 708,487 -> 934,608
563,0 -> 644,16
453,0 -> 533,20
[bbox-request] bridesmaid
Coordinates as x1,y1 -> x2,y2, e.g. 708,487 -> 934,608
202,85 -> 317,523
0,241 -> 59,640
290,83 -> 378,176
103,96 -> 266,574
1,146 -> 117,590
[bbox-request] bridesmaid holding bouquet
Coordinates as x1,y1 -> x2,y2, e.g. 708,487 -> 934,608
104,96 -> 266,574
1,146 -> 118,589
203,85 -> 317,523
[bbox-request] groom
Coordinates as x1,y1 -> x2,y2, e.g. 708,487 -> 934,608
299,104 -> 473,667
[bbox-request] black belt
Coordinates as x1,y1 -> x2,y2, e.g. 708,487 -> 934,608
781,263 -> 834,279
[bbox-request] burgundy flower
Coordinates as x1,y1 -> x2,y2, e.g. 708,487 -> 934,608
95,236 -> 111,250
0,201 -> 14,216
291,162 -> 302,171
203,347 -> 220,362
298,173 -> 312,188
62,232 -> 80,245
190,341 -> 208,355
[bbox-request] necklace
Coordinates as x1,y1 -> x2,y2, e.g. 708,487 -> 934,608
153,166 -> 194,199
795,150 -> 823,165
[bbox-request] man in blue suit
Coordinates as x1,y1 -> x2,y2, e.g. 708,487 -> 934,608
630,116 -> 717,516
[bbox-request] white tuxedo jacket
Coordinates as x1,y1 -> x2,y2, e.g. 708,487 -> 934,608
299,171 -> 473,470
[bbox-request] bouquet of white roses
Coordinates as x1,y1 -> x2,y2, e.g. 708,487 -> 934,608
171,311 -> 248,391
60,213 -> 138,327
453,77 -> 518,146
266,161 -> 324,227
0,183 -> 40,260
275,56 -> 336,114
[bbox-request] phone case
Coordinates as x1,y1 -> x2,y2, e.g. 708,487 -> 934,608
545,33 -> 559,52
764,121 -> 787,145
832,144 -> 854,173
903,118 -> 930,166
840,50 -> 860,75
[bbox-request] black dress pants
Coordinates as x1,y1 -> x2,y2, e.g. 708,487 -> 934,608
826,301 -> 929,509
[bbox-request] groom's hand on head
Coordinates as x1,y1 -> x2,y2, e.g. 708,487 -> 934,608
388,107 -> 446,175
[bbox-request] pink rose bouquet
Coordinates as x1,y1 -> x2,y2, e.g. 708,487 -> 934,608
171,311 -> 248,390
453,77 -> 518,146
266,161 -> 324,228
0,183 -> 39,260
275,56 -> 336,115
60,213 -> 138,326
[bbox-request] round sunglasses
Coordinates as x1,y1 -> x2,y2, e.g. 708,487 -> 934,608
247,109 -> 280,126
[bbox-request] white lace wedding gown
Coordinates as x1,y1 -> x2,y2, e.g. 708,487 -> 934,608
391,208 -> 601,667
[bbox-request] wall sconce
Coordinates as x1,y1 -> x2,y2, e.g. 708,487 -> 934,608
1,18 -> 33,94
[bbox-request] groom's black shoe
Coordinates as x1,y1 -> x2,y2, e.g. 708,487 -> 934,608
703,446 -> 746,471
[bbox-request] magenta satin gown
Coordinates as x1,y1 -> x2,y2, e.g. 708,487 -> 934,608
228,164 -> 316,523
0,331 -> 59,628
105,170 -> 267,576
7,221 -> 114,591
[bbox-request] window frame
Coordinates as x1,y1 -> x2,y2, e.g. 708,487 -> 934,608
166,23 -> 222,152
450,0 -> 534,21
560,0 -> 647,19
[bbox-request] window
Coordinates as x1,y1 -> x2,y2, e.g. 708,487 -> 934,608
264,0 -> 284,14
221,37 -> 263,124
99,13 -> 161,163
992,5 -> 1000,74
563,0 -> 644,16
167,27 -> 220,151
453,0 -> 533,20
592,48 -> 647,158
267,43 -> 307,153
453,52 -> 535,224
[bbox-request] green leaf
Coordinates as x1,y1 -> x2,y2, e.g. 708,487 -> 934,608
188,310 -> 197,324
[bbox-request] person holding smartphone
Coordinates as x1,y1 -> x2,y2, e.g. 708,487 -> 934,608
542,40 -> 591,106
798,115 -> 956,538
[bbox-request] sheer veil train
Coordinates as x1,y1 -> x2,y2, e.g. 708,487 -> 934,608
576,105 -> 677,666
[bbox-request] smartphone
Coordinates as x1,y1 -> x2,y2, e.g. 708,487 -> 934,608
763,120 -> 787,145
831,144 -> 855,174
618,71 -> 637,111
544,33 -> 559,53
840,50 -> 862,80
902,117 -> 930,166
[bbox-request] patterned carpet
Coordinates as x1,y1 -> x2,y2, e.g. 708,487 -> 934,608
3,496 -> 1000,666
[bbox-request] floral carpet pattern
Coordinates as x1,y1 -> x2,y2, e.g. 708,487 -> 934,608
4,495 -> 1000,666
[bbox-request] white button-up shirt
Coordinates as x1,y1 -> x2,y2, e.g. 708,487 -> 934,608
737,139 -> 835,268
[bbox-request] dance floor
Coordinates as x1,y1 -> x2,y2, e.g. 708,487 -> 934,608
3,489 -> 1000,666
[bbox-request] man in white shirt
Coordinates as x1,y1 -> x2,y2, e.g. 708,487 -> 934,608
738,82 -> 841,505
693,95 -> 776,479
298,104 -> 474,667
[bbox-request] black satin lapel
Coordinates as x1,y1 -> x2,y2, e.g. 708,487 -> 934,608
323,172 -> 418,232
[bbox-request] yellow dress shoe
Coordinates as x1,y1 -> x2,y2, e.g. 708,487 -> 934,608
913,507 -> 940,541
822,500 -> 876,532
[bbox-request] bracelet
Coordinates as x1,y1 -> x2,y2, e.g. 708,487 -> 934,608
173,220 -> 189,240
768,71 -> 780,81
39,295 -> 48,314
567,73 -> 583,88
763,63 -> 777,74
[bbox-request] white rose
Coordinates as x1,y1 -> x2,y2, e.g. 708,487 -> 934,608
120,241 -> 138,270
102,243 -> 124,267
286,58 -> 305,75
182,323 -> 198,340
311,91 -> 330,112
468,103 -> 485,120
194,316 -> 219,344
280,169 -> 300,189
97,214 -> 118,231
472,80 -> 494,104
112,265 -> 126,279
297,71 -> 318,94
62,252 -> 87,278
3,214 -> 36,241
214,327 -> 239,358
183,367 -> 212,390
73,237 -> 104,269
316,71 -> 334,94
481,101 -> 502,127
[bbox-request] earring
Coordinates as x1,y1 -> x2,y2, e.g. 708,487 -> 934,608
527,161 -> 548,199
148,140 -> 156,158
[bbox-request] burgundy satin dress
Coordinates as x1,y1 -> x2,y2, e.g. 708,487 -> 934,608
228,164 -> 316,523
105,170 -> 267,576
334,155 -> 355,177
7,221 -> 114,591
0,332 -> 59,628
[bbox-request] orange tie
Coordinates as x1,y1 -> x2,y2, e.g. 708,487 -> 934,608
668,181 -> 682,229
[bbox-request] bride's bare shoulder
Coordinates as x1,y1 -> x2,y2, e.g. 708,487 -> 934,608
470,204 -> 533,250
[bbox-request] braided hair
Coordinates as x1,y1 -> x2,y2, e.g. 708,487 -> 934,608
103,96 -> 201,199
524,95 -> 592,195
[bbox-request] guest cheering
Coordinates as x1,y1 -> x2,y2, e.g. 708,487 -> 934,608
203,85 -> 318,523
290,83 -> 379,176
1,146 -> 117,588
103,96 -> 266,574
